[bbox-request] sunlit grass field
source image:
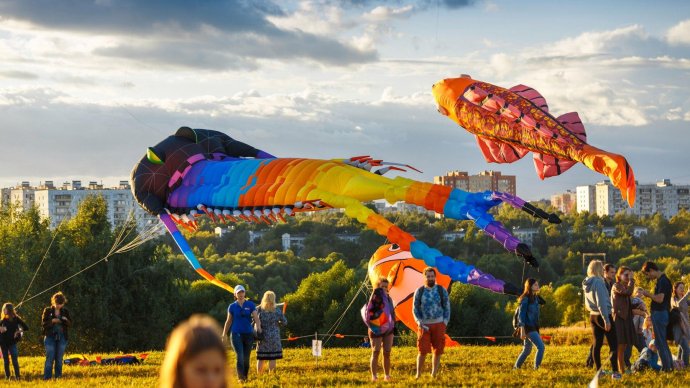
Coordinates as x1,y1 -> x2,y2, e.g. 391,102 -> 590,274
2,345 -> 687,387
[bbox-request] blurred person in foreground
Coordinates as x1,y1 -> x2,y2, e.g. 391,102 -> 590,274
160,314 -> 228,388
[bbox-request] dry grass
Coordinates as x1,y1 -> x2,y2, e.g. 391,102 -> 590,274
2,345 -> 686,387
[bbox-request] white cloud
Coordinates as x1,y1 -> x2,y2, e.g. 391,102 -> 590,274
666,19 -> 690,46
665,107 -> 683,121
363,5 -> 415,22
266,1 -> 350,35
539,25 -> 649,58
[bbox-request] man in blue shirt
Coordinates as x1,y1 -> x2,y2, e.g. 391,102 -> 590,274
223,285 -> 261,382
413,267 -> 451,378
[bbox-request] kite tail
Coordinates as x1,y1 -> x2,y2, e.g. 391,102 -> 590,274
380,180 -> 560,267
580,144 -> 637,207
159,213 -> 235,293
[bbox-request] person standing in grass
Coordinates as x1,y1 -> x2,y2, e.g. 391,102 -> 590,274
0,303 -> 28,380
586,263 -> 617,369
582,260 -> 618,375
160,314 -> 228,388
611,266 -> 635,377
624,297 -> 648,368
363,277 -> 396,382
413,267 -> 450,378
513,278 -> 545,370
256,291 -> 287,375
671,281 -> 689,367
222,285 -> 261,383
638,261 -> 674,371
41,292 -> 71,380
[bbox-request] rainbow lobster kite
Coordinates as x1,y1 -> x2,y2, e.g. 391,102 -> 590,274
130,127 -> 561,294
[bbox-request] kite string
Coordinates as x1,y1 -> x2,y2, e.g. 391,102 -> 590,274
18,218 -> 67,308
323,276 -> 369,346
16,210 -> 162,308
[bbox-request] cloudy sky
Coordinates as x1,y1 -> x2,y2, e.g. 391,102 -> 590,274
1,0 -> 689,200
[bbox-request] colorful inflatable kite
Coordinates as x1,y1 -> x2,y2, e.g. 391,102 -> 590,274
365,244 -> 519,340
131,127 -> 560,292
432,75 -> 636,206
368,244 -> 521,330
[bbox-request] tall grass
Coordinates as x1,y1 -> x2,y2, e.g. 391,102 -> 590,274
1,345 -> 686,387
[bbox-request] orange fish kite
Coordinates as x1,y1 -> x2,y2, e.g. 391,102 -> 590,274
432,74 -> 636,206
368,244 -> 458,347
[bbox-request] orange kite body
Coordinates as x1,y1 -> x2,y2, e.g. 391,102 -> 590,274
432,75 -> 636,207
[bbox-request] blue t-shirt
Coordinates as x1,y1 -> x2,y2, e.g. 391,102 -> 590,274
228,300 -> 256,334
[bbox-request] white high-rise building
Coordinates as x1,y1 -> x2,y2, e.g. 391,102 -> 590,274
9,181 -> 35,211
576,185 -> 596,213
2,180 -> 158,230
575,179 -> 689,219
637,179 -> 690,219
595,180 -> 630,217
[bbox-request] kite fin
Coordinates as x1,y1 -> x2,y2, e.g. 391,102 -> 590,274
532,112 -> 589,179
532,153 -> 578,179
475,135 -> 529,163
556,112 -> 587,141
510,84 -> 549,112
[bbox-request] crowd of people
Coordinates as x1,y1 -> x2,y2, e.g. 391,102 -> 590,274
1,259 -> 688,386
581,260 -> 689,379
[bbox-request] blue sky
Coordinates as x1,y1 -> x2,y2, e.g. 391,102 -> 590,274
1,0 -> 689,200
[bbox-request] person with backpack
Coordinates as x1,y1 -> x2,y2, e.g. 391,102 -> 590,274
513,278 -> 545,369
362,277 -> 396,382
0,303 -> 28,380
413,267 -> 450,378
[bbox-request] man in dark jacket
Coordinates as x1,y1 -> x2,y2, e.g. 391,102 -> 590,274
638,261 -> 674,371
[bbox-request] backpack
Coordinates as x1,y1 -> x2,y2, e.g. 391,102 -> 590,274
414,285 -> 447,314
512,304 -> 521,330
361,289 -> 394,336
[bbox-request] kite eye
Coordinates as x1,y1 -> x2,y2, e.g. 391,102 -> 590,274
437,105 -> 449,116
147,147 -> 164,165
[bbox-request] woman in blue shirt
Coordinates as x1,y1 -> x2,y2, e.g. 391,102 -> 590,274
222,285 -> 261,382
514,278 -> 545,369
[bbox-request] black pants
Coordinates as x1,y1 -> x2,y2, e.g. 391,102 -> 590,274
589,315 -> 618,372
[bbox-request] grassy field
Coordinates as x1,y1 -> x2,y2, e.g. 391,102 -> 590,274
2,345 -> 688,387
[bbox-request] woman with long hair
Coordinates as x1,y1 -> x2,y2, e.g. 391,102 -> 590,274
611,266 -> 635,376
41,291 -> 71,380
514,278 -> 545,369
364,277 -> 396,382
671,281 -> 690,366
582,260 -> 618,376
159,314 -> 227,388
255,291 -> 288,375
0,303 -> 28,380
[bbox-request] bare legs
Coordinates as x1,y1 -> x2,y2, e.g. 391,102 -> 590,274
416,352 -> 442,378
617,344 -> 627,373
370,333 -> 393,381
256,359 -> 277,375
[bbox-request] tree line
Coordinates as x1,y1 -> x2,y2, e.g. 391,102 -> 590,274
1,196 -> 689,353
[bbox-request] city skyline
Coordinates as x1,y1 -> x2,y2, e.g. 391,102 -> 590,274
1,1 -> 689,201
